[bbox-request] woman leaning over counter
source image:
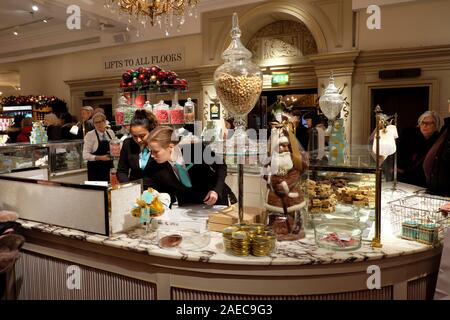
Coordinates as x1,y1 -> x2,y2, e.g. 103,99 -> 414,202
82,113 -> 116,182
147,126 -> 236,206
117,110 -> 159,189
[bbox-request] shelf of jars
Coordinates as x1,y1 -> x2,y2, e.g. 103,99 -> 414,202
114,65 -> 196,129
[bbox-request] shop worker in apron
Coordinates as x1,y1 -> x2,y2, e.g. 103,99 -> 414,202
83,113 -> 116,182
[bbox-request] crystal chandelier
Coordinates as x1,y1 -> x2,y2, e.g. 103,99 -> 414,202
105,0 -> 200,36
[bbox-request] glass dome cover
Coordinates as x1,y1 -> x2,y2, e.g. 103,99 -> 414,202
319,73 -> 344,121
213,12 -> 263,137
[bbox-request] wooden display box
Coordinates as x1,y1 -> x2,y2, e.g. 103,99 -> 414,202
207,206 -> 264,232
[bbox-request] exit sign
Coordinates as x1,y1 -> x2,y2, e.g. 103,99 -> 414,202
272,73 -> 289,85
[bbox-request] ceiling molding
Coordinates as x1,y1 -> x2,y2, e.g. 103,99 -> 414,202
0,36 -> 101,59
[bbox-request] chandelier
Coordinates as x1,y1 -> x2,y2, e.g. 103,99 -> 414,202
105,0 -> 200,36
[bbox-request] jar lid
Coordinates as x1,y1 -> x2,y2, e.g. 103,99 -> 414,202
221,13 -> 252,61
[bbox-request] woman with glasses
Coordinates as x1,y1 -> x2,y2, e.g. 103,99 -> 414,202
397,110 -> 440,187
82,113 -> 116,182
117,109 -> 159,190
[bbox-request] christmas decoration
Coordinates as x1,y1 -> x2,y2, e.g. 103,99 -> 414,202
0,95 -> 66,109
119,65 -> 188,92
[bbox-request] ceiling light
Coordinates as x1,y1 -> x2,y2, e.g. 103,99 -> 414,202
43,19 -> 48,23
32,5 -> 39,12
13,30 -> 18,36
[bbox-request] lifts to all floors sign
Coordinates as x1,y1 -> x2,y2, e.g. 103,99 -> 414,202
103,48 -> 185,74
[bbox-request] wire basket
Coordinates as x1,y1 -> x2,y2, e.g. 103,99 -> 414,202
389,194 -> 450,241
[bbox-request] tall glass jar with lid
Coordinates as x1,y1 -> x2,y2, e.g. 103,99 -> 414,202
213,13 -> 263,141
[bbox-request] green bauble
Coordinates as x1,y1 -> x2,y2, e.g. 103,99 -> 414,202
132,71 -> 139,78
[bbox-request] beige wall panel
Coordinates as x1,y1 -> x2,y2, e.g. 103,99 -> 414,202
357,0 -> 450,50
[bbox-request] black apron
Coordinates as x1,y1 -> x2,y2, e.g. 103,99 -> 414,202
87,130 -> 113,182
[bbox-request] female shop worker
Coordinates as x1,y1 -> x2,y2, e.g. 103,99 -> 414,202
117,110 -> 159,189
82,113 -> 116,182
147,126 -> 236,206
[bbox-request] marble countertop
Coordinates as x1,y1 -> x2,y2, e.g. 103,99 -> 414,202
17,182 -> 440,266
18,217 -> 435,266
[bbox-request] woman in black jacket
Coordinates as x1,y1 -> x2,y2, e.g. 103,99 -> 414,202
146,126 -> 236,206
424,114 -> 450,196
117,110 -> 159,190
397,111 -> 440,187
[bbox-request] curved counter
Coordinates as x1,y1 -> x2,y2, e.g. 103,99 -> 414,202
3,183 -> 441,300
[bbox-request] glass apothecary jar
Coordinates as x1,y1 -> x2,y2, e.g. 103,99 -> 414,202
213,12 -> 263,139
184,98 -> 195,124
170,91 -> 184,125
115,95 -> 129,125
153,100 -> 170,125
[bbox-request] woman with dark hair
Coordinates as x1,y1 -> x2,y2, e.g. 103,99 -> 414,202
59,112 -> 76,140
117,109 -> 159,189
146,126 -> 236,206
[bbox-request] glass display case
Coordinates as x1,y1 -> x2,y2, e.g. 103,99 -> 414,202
304,145 -> 378,250
0,140 -> 86,175
0,143 -> 48,173
47,140 -> 85,174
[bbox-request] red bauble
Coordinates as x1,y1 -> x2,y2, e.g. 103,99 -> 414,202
138,74 -> 145,81
173,78 -> 182,89
137,66 -> 145,74
167,72 -> 176,83
180,79 -> 188,90
122,73 -> 132,82
120,81 -> 127,88
127,82 -> 133,87
150,65 -> 161,75
157,70 -> 167,81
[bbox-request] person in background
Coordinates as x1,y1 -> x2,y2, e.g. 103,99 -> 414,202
304,112 -> 326,161
146,126 -> 236,206
92,107 -> 110,127
289,110 -> 308,150
16,118 -> 33,143
59,112 -> 76,140
117,110 -> 159,190
43,113 -> 61,141
424,105 -> 450,196
5,115 -> 24,144
397,110 -> 440,187
83,113 -> 116,182
74,105 -> 94,139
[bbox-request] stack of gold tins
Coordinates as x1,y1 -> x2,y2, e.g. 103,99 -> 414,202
222,223 -> 276,257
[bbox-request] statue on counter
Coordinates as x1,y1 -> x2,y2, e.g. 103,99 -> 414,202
263,118 -> 308,241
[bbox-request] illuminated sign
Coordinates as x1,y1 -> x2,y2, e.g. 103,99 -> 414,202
271,73 -> 289,85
